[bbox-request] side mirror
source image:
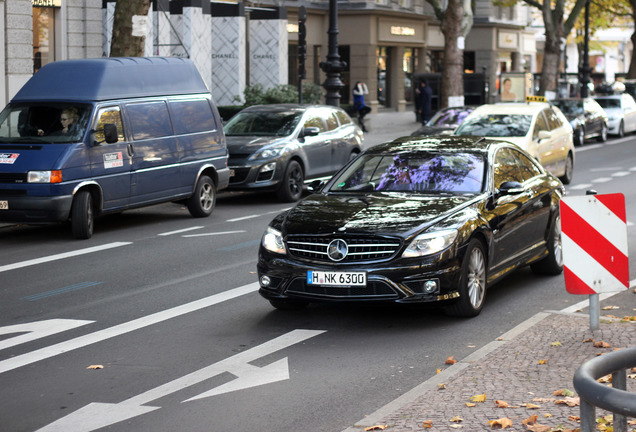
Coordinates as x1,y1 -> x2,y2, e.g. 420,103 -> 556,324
497,181 -> 525,196
308,179 -> 325,193
301,127 -> 320,138
103,124 -> 118,144
538,130 -> 552,140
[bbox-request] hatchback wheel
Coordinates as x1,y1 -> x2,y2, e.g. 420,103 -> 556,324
276,160 -> 304,202
445,239 -> 486,317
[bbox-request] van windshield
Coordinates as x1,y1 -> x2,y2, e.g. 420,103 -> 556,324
0,103 -> 91,143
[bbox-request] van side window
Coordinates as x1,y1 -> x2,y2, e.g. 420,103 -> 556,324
94,107 -> 125,143
126,101 -> 173,140
170,99 -> 217,134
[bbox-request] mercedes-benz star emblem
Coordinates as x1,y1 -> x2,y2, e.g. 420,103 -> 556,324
327,239 -> 348,262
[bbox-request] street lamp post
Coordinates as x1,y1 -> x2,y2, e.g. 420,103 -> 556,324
580,0 -> 591,97
319,0 -> 346,107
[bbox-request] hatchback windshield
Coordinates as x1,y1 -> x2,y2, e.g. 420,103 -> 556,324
455,114 -> 532,137
0,103 -> 91,143
329,152 -> 485,194
224,111 -> 302,136
553,100 -> 583,116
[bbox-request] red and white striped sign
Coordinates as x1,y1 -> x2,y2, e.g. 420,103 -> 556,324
560,193 -> 629,295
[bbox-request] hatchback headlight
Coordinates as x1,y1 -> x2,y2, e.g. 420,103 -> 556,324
28,170 -> 62,183
250,146 -> 285,161
402,229 -> 458,257
262,227 -> 287,254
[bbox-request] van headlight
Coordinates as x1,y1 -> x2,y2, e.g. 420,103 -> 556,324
250,146 -> 285,160
262,227 -> 287,254
402,229 -> 458,257
28,170 -> 62,183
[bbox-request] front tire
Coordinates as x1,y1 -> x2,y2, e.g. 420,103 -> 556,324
617,120 -> 625,138
597,123 -> 608,142
445,239 -> 487,317
559,153 -> 574,185
574,127 -> 584,146
531,213 -> 563,275
187,175 -> 216,217
71,190 -> 94,240
276,160 -> 304,202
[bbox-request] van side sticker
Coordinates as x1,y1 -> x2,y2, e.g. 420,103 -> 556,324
103,152 -> 124,169
0,153 -> 19,164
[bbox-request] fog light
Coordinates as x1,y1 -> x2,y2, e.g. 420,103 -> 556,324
423,280 -> 438,294
260,275 -> 271,287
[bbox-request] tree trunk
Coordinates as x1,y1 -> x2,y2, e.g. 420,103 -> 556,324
628,29 -> 636,78
110,0 -> 151,57
440,0 -> 464,109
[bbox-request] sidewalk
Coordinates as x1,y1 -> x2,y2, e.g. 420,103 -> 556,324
360,108 -> 419,149
342,288 -> 636,432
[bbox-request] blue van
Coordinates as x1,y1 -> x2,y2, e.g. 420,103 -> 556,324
0,57 -> 229,239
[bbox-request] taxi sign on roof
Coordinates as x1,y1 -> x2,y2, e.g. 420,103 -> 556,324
526,95 -> 546,103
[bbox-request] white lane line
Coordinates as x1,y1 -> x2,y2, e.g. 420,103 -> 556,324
0,242 -> 132,273
227,214 -> 261,222
0,282 -> 259,374
568,183 -> 594,191
590,177 -> 612,183
183,230 -> 246,238
158,226 -> 204,236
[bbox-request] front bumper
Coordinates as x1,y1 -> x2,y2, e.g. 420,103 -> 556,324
0,194 -> 73,223
227,160 -> 284,192
257,249 -> 463,305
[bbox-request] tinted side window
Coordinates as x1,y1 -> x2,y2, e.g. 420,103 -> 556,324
304,114 -> 326,132
94,106 -> 125,143
170,99 -> 217,135
126,101 -> 172,140
511,148 -> 542,181
335,110 -> 352,126
533,112 -> 549,138
545,108 -> 562,130
493,148 -> 524,187
325,112 -> 339,131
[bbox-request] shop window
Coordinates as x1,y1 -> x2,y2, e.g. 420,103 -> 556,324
33,6 -> 56,73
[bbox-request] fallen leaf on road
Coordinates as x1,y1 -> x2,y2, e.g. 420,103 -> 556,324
450,416 -> 463,423
465,402 -> 476,407
364,425 -> 387,431
551,341 -> 562,347
526,424 -> 552,432
438,383 -> 447,390
538,359 -> 548,365
594,341 -> 611,348
555,397 -> 580,407
525,403 -> 541,409
602,305 -> 619,310
446,356 -> 457,365
86,364 -> 103,370
495,400 -> 509,408
597,374 -> 612,383
422,420 -> 433,429
487,417 -> 512,429
583,338 -> 594,343
568,415 -> 580,421
553,389 -> 575,397
470,394 -> 487,403
543,413 -> 553,418
436,368 -> 443,374
522,415 -> 538,426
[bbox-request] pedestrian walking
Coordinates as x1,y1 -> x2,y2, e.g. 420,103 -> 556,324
415,79 -> 433,124
352,81 -> 371,132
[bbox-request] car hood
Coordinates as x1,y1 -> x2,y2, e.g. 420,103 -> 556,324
226,136 -> 288,154
281,193 -> 476,237
412,125 -> 454,136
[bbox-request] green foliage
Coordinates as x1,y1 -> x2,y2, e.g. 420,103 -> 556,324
234,82 -> 323,106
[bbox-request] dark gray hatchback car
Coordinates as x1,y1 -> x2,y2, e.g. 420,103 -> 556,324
225,104 -> 364,202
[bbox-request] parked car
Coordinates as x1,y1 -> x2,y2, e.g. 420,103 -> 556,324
0,57 -> 229,239
225,104 -> 363,202
593,93 -> 636,137
257,136 -> 565,317
454,102 -> 575,184
411,106 -> 476,136
551,98 -> 608,145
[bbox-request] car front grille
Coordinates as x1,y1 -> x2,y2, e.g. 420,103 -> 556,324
286,235 -> 401,263
0,173 -> 28,184
285,277 -> 399,299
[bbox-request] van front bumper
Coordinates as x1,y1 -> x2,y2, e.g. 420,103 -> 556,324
0,194 -> 73,223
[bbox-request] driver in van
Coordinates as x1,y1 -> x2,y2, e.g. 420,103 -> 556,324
51,107 -> 79,136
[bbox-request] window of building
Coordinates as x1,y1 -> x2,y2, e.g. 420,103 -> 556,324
33,6 -> 56,73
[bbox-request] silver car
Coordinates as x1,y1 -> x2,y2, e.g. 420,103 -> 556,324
225,104 -> 364,202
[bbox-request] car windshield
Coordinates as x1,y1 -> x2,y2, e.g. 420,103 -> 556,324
455,114 -> 532,137
595,98 -> 621,109
428,108 -> 473,127
553,100 -> 583,116
329,152 -> 485,194
0,103 -> 91,144
224,111 -> 302,136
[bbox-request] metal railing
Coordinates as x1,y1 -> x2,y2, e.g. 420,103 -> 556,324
573,346 -> 636,432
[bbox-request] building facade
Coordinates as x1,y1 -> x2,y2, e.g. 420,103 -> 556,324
4,0 -> 630,111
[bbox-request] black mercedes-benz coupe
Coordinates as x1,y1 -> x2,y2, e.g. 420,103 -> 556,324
257,135 -> 565,317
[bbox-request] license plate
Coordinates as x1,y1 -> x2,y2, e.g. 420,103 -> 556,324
307,271 -> 366,287
0,200 -> 7,210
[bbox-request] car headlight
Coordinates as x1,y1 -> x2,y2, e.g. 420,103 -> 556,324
262,226 -> 287,254
28,170 -> 62,183
250,146 -> 285,161
402,229 -> 458,258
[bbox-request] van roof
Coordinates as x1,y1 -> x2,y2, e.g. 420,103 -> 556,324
12,57 -> 210,103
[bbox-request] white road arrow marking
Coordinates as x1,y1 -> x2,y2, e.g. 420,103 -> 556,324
0,319 -> 94,351
36,329 -> 325,432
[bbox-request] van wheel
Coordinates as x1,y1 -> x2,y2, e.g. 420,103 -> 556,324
188,175 -> 216,217
71,191 -> 94,239
276,160 -> 304,202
